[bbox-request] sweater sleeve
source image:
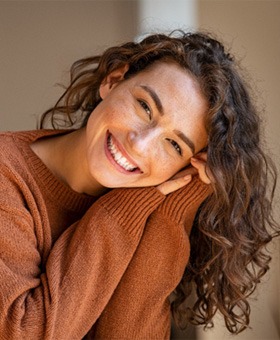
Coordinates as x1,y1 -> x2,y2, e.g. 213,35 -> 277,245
90,176 -> 212,339
0,166 -> 165,340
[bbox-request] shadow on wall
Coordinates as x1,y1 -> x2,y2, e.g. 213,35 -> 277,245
171,321 -> 197,340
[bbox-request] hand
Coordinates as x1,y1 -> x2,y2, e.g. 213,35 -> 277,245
156,170 -> 193,196
157,152 -> 212,195
190,152 -> 212,185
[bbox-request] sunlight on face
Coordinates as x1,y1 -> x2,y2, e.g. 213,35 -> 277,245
85,61 -> 208,189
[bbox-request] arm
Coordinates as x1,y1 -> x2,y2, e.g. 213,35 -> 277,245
91,176 -> 212,339
0,166 -> 165,339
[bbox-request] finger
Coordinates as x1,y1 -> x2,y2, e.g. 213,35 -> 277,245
157,175 -> 192,195
195,151 -> 207,161
171,166 -> 197,180
190,157 -> 211,184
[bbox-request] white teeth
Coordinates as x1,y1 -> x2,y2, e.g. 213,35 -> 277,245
108,135 -> 137,171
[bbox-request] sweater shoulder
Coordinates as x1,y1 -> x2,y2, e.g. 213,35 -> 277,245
0,131 -> 44,202
0,129 -> 98,213
0,131 -> 25,165
0,130 -> 60,166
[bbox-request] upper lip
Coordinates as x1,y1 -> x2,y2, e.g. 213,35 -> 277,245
108,131 -> 142,171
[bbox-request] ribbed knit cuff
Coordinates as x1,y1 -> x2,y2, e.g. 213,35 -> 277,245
97,187 -> 165,237
156,176 -> 212,227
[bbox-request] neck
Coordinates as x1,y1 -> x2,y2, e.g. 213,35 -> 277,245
31,128 -> 107,197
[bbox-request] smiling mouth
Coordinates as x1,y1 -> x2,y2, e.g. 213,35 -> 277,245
107,133 -> 140,172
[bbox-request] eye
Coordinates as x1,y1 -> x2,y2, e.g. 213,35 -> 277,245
166,138 -> 182,156
138,100 -> 152,120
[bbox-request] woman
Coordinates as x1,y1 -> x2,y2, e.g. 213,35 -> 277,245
0,31 -> 278,339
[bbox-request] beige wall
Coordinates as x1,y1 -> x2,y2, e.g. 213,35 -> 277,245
197,1 -> 280,340
0,1 -> 137,131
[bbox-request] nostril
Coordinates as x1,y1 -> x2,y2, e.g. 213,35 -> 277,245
127,131 -> 138,146
128,131 -> 137,141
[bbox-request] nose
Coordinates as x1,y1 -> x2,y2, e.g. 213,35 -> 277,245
127,129 -> 158,156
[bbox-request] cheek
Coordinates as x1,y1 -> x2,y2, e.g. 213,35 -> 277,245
187,121 -> 208,153
104,100 -> 134,125
150,152 -> 185,182
196,129 -> 208,152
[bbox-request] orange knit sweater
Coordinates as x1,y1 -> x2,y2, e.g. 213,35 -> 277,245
0,130 -> 211,339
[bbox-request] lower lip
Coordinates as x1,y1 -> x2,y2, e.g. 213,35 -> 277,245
104,132 -> 141,175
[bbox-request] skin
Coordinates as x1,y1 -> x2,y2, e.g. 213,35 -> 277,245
31,61 -> 210,196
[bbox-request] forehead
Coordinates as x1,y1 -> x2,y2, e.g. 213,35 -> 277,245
132,61 -> 208,117
136,61 -> 200,91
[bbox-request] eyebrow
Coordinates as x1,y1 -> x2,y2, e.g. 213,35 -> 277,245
139,85 -> 196,154
174,130 -> 195,155
139,85 -> 164,115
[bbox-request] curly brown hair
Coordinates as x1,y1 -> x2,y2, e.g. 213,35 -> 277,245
40,31 -> 279,334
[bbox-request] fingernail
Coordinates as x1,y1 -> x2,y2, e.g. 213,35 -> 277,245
184,175 -> 192,181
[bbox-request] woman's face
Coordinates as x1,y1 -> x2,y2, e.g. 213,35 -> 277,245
85,61 -> 208,189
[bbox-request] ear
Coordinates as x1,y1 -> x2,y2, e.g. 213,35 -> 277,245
99,64 -> 129,99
